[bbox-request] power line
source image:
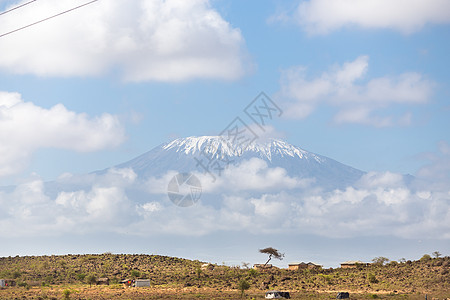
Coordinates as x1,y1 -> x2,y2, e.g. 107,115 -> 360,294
0,0 -> 99,38
0,0 -> 37,16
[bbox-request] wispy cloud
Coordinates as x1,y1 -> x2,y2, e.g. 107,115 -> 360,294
0,0 -> 248,81
277,56 -> 434,127
0,91 -> 125,177
276,0 -> 450,35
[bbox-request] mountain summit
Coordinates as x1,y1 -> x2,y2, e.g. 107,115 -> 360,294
116,136 -> 365,189
163,136 -> 323,161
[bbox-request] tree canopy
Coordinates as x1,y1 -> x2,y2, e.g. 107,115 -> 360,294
259,247 -> 284,266
372,256 -> 389,266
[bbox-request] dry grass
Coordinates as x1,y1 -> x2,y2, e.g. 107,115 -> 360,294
0,285 -> 448,299
0,254 -> 449,299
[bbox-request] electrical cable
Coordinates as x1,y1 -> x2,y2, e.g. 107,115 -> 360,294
0,0 -> 37,16
0,0 -> 99,38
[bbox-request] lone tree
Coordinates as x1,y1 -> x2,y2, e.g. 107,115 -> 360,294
432,251 -> 441,259
87,274 -> 97,287
259,247 -> 284,266
372,256 -> 389,266
238,278 -> 250,298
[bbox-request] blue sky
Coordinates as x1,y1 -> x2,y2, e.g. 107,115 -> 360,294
0,0 -> 449,267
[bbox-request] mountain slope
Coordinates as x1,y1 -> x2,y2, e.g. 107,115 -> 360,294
115,136 -> 365,189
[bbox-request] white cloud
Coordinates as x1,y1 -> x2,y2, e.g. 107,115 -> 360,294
139,202 -> 163,214
1,156 -> 450,240
278,56 -> 434,127
0,0 -> 248,81
291,0 -> 450,35
246,124 -> 286,142
56,186 -> 130,223
0,91 -> 125,177
145,158 -> 311,195
357,171 -> 405,189
294,185 -> 448,238
213,158 -> 309,192
0,167 -> 449,240
0,168 -> 139,236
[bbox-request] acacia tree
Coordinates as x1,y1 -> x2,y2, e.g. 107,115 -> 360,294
432,251 -> 441,258
259,247 -> 284,266
238,279 -> 250,298
372,256 -> 389,266
87,274 -> 97,287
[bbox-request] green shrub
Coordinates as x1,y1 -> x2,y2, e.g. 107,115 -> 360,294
238,279 -> 250,298
195,267 -> 202,278
12,271 -> 21,279
86,274 -> 97,287
420,254 -> 431,262
131,270 -> 141,278
320,274 -> 332,284
62,289 -> 71,300
110,276 -> 119,284
247,268 -> 258,277
367,273 -> 378,284
76,273 -> 86,281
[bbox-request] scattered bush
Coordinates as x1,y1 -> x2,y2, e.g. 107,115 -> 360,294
320,274 -> 332,284
247,268 -> 258,277
76,273 -> 86,281
195,267 -> 202,279
420,254 -> 431,262
131,270 -> 141,278
367,273 -> 378,284
238,279 -> 250,298
62,289 -> 71,300
86,274 -> 97,287
388,261 -> 398,266
12,271 -> 21,279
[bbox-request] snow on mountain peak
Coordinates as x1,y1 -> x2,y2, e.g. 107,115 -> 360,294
163,136 -> 324,162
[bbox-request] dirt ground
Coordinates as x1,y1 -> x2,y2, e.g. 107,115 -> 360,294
1,285 -> 449,300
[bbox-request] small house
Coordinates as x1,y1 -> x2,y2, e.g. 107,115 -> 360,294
0,279 -> 4,288
201,263 -> 214,271
288,262 -> 307,270
134,279 -> 150,287
306,262 -> 322,269
96,278 -> 109,285
340,261 -> 369,268
288,262 -> 322,270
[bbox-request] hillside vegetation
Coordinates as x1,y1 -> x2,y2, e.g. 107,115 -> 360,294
0,253 -> 449,299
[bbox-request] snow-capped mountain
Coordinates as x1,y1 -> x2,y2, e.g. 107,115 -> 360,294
115,136 -> 365,189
